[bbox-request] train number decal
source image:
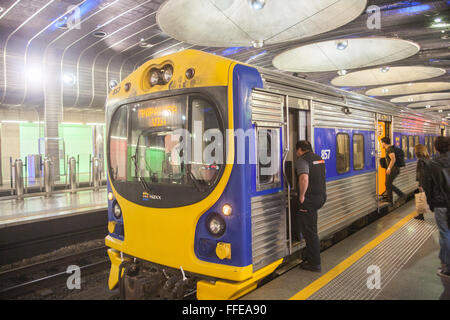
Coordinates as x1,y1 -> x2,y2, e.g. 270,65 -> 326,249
321,149 -> 331,160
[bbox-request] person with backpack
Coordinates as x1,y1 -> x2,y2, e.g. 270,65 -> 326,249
422,136 -> 450,277
380,137 -> 406,204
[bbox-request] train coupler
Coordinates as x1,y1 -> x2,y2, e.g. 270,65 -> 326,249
120,260 -> 197,300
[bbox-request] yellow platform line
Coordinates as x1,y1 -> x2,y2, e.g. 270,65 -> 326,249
289,210 -> 417,300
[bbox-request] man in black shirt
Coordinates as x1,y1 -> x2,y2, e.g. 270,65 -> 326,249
421,136 -> 450,277
381,137 -> 405,204
295,141 -> 327,272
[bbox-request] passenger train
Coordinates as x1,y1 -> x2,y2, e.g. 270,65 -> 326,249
105,49 -> 448,300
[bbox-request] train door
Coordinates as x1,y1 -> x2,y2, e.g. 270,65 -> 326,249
376,116 -> 391,198
284,97 -> 310,253
285,109 -> 308,190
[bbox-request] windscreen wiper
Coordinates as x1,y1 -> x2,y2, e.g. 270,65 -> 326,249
187,168 -> 203,193
131,154 -> 151,193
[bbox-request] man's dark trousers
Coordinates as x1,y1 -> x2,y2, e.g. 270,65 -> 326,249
386,166 -> 403,202
298,198 -> 323,266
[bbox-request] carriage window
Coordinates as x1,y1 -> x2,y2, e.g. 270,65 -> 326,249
401,135 -> 408,157
336,133 -> 350,174
109,106 -> 128,181
408,136 -> 414,159
425,136 -> 430,154
353,134 -> 364,171
414,136 -> 420,152
432,136 -> 437,155
257,127 -> 280,190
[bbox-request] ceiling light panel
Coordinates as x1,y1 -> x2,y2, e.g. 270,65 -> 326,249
332,66 -> 445,87
273,38 -> 419,73
366,82 -> 450,97
407,100 -> 450,109
391,92 -> 450,103
157,0 -> 368,47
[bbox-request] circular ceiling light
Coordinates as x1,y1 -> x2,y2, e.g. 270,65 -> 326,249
336,40 -> 348,51
63,73 -> 76,85
366,82 -> 450,97
273,37 -> 419,73
337,70 -> 347,76
248,0 -> 266,10
92,30 -> 107,38
407,100 -> 450,109
157,0 -> 368,47
109,79 -> 118,90
331,66 -> 445,87
391,92 -> 450,103
27,67 -> 43,83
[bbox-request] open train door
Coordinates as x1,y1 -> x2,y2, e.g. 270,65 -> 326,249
283,97 -> 310,255
376,114 -> 392,200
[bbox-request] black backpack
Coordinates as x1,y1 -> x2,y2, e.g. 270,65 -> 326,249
393,147 -> 405,167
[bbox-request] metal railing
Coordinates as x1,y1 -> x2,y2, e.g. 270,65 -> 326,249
3,154 -> 106,200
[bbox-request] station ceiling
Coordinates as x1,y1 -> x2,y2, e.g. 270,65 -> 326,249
0,0 -> 449,118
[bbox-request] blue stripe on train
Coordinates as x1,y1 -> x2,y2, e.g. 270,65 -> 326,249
193,64 -> 263,267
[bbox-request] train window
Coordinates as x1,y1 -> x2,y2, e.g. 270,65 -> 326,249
336,133 -> 350,174
123,95 -> 223,189
401,135 -> 408,156
408,136 -> 414,159
109,105 -> 128,181
353,134 -> 364,171
414,136 -> 420,151
256,127 -> 281,190
425,136 -> 430,154
432,136 -> 437,155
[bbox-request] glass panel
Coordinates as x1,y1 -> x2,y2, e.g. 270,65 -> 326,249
353,134 -> 364,170
126,96 -> 222,188
408,136 -> 414,159
414,136 -> 420,150
128,97 -> 186,185
337,133 -> 350,174
257,128 -> 280,186
425,136 -> 430,154
402,135 -> 408,156
189,98 -> 222,186
433,136 -> 437,155
109,106 -> 128,181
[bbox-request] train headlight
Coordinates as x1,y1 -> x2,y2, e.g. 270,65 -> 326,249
206,213 -> 226,237
108,192 -> 114,201
162,65 -> 173,83
149,69 -> 160,86
222,204 -> 232,216
113,203 -> 122,219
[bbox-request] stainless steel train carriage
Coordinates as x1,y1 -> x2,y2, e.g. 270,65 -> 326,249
104,49 -> 445,300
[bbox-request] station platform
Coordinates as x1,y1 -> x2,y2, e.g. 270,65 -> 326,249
0,189 -> 108,228
0,189 -> 108,265
243,200 -> 448,300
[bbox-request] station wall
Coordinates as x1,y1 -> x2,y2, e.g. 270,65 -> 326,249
0,108 -> 105,186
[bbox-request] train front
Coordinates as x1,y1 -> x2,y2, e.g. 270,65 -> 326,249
105,50 -> 266,300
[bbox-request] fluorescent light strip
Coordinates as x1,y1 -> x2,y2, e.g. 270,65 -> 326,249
1,120 -> 29,124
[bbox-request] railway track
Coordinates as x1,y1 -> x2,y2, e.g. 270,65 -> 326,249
0,246 -> 109,299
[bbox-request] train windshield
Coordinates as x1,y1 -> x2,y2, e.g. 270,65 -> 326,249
109,94 -> 223,192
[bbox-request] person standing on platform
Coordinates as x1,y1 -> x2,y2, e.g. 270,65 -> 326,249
380,137 -> 405,204
422,136 -> 450,277
295,141 -> 327,272
414,144 -> 431,220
